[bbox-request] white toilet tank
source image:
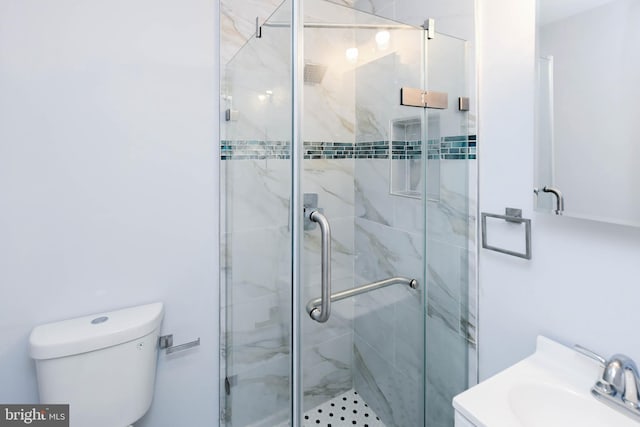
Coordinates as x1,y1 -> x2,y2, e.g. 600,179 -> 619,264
29,302 -> 164,427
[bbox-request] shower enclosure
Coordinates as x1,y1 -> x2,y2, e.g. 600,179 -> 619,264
220,0 -> 472,425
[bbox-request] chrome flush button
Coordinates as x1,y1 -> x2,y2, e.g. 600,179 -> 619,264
91,316 -> 109,324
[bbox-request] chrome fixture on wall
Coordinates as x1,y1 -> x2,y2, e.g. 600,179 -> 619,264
159,334 -> 201,355
303,63 -> 328,85
304,193 -> 332,323
534,186 -> 564,215
400,87 -> 448,109
481,208 -> 532,260
306,276 -> 419,320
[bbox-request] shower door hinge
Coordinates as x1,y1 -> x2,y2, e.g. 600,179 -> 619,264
225,375 -> 237,395
400,87 -> 448,109
303,193 -> 321,231
225,109 -> 238,121
220,408 -> 230,423
458,97 -> 470,111
256,16 -> 262,38
423,18 -> 436,39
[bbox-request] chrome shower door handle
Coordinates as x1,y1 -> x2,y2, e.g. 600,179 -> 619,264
306,209 -> 331,323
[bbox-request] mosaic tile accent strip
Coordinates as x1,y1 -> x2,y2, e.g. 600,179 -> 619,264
391,140 -> 421,160
355,141 -> 388,159
220,136 -> 477,160
306,141 -> 355,159
274,389 -> 385,427
221,140 -> 290,160
441,135 -> 477,160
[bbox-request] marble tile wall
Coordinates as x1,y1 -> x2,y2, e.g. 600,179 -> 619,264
351,38 -> 424,427
353,158 -> 474,427
301,159 -> 356,410
425,160 -> 474,427
352,158 -> 425,427
221,0 -> 284,65
221,157 -> 357,426
220,158 -> 291,426
222,0 -> 358,144
221,158 -> 475,427
352,33 -> 476,427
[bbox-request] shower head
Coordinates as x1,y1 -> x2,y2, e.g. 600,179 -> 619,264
304,63 -> 327,85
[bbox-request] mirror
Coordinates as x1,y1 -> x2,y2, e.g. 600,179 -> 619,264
534,0 -> 640,227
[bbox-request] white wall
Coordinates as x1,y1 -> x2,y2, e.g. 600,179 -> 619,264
477,0 -> 640,379
0,1 -> 219,425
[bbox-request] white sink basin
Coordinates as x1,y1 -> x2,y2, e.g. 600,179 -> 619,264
508,383 -> 630,427
453,336 -> 639,427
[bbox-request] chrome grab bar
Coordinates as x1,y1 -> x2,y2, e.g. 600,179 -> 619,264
306,276 -> 419,320
305,208 -> 331,323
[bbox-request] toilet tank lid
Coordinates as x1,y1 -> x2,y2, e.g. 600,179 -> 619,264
29,302 -> 164,360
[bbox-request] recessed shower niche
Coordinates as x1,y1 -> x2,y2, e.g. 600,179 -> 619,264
390,117 -> 422,198
389,116 -> 441,201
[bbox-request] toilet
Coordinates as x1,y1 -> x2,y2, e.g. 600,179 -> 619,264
29,302 -> 164,427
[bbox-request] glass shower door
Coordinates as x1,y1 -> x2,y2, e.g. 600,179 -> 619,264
220,1 -> 472,426
423,32 -> 472,427
299,2 -> 427,426
220,1 -> 293,426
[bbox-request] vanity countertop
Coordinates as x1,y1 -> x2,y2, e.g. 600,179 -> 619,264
453,336 -> 639,427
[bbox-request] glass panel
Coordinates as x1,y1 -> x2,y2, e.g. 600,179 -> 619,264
299,1 -> 426,425
220,1 -> 292,425
535,55 -> 555,212
424,33 -> 471,427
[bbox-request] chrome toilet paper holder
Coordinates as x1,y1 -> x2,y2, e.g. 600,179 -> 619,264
158,334 -> 200,355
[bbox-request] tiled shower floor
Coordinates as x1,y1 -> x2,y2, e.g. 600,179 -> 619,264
277,389 -> 385,427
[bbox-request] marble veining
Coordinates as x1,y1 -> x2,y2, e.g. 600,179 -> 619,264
426,240 -> 463,334
425,314 -> 469,427
353,336 -> 423,427
221,0 -> 285,65
228,354 -> 290,427
355,218 -> 422,282
354,159 -> 394,227
353,341 -> 394,424
303,334 -> 354,409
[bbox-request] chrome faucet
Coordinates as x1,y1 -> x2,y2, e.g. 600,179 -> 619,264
541,186 -> 564,215
575,345 -> 640,419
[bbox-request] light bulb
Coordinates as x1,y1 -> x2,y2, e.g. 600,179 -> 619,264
375,31 -> 390,50
345,47 -> 359,64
